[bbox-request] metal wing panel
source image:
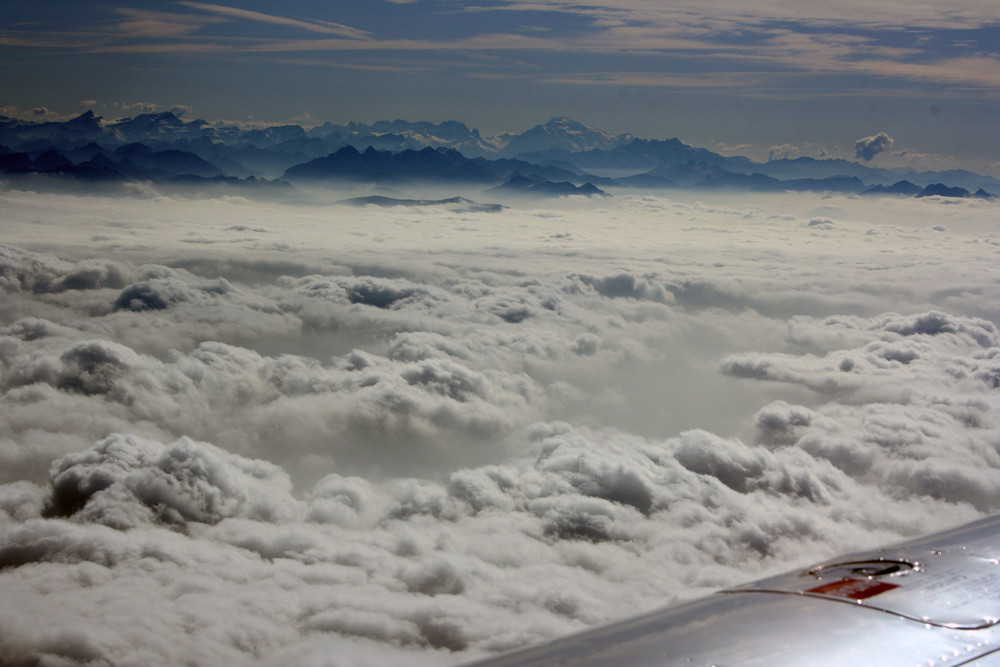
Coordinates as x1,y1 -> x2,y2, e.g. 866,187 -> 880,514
465,515 -> 1000,666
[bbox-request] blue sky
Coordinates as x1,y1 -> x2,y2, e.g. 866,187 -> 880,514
2,0 -> 999,171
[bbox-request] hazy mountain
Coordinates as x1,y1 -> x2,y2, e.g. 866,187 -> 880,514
862,180 -> 923,196
917,183 -> 971,198
108,112 -> 214,144
237,124 -> 309,148
310,119 -> 501,157
0,144 -> 222,182
110,143 -> 222,179
0,110 -> 995,197
517,137 -> 743,173
72,153 -> 128,180
283,145 -> 496,183
282,145 -> 609,192
621,162 -> 879,195
499,116 -> 631,157
308,116 -> 626,158
639,160 -> 735,187
339,195 -> 504,212
28,149 -> 75,173
745,156 -> 892,181
744,157 -> 999,192
781,175 -> 866,193
468,156 -> 614,186
491,171 -> 608,197
0,111 -> 115,149
0,150 -> 31,172
171,138 -> 326,179
909,169 -> 1000,193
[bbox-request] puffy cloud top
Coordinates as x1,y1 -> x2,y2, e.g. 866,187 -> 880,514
1,191 -> 999,664
47,433 -> 299,528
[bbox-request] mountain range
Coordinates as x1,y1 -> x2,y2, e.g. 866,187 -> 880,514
0,111 -> 996,199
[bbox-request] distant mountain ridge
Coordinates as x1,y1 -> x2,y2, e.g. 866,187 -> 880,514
282,145 -> 609,194
0,110 -> 997,198
497,116 -> 631,157
284,145 -> 496,183
338,195 -> 504,212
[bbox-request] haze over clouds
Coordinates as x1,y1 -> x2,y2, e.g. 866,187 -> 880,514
1,185 -> 999,664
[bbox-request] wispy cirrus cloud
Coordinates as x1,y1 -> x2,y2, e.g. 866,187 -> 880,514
478,0 -> 1000,31
113,8 -> 220,38
178,2 -> 372,40
452,0 -> 1000,91
0,3 -> 371,52
2,0 -> 999,112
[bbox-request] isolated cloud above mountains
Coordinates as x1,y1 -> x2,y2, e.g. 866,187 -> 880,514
1,189 -> 999,664
854,131 -> 895,161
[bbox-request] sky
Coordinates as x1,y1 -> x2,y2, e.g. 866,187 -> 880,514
1,0 -> 1000,170
1,186 -> 1000,664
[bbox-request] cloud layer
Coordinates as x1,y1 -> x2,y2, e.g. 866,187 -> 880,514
1,188 -> 999,664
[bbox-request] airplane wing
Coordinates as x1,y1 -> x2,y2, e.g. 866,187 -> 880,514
465,514 -> 1000,666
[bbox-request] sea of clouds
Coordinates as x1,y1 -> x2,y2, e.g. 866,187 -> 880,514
1,185 -> 999,665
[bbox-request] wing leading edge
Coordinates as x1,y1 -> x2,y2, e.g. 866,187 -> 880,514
466,515 -> 1000,666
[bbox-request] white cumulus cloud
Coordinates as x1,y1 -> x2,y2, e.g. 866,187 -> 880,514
0,187 -> 998,664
